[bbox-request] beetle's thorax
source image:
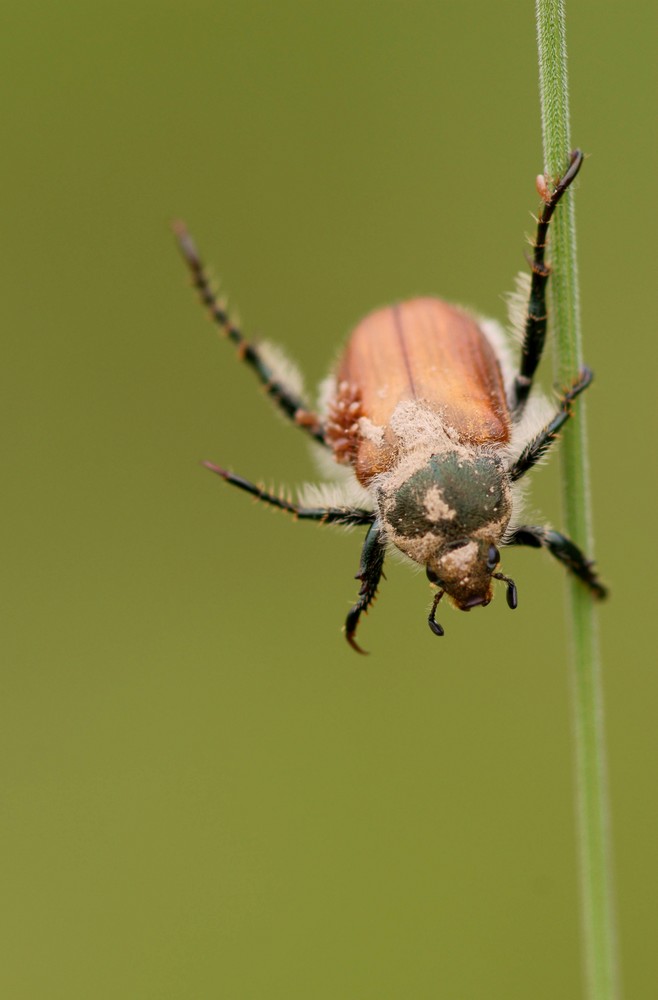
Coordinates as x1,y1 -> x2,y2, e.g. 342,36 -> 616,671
375,444 -> 513,608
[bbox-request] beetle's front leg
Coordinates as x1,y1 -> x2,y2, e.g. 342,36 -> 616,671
345,523 -> 386,654
506,525 -> 608,599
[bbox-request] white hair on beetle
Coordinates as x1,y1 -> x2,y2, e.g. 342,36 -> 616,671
257,340 -> 307,403
477,282 -> 557,531
505,476 -> 531,540
504,271 -> 533,345
307,439 -> 370,494
297,477 -> 373,517
384,540 -> 428,573
477,314 -> 518,392
507,390 -> 554,458
316,373 -> 337,419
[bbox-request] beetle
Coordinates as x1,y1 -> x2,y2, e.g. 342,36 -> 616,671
175,149 -> 607,653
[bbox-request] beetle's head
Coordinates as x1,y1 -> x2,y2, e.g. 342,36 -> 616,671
426,537 -> 500,609
380,449 -> 516,618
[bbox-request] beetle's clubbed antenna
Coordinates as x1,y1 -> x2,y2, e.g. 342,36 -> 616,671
493,572 -> 518,609
428,590 -> 445,636
511,149 -> 584,415
173,221 -> 327,446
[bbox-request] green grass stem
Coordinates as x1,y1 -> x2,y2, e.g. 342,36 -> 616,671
535,2 -> 620,998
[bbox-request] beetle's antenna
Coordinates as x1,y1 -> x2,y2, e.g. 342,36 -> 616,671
428,590 -> 445,636
493,572 -> 518,609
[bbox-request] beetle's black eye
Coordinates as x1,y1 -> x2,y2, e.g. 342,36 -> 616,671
487,545 -> 500,572
426,567 -> 440,584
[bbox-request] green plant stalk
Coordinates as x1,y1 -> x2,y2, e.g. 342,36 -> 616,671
535,2 -> 620,998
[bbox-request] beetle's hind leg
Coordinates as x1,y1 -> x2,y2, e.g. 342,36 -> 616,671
505,525 -> 607,599
174,222 -> 327,447
510,149 -> 584,417
345,523 -> 386,654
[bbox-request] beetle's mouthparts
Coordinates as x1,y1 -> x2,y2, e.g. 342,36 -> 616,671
461,594 -> 491,610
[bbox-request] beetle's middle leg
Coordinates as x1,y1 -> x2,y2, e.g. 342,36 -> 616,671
174,222 -> 327,446
203,462 -> 375,526
510,149 -> 584,417
507,367 -> 592,482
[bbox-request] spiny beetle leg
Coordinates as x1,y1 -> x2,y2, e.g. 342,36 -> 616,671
203,462 -> 374,525
511,149 -> 584,416
345,523 -> 386,654
508,367 -> 593,482
173,221 -> 326,446
506,524 -> 608,599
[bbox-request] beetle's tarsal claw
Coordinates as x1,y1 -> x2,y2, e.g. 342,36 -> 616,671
564,366 -> 593,402
428,590 -> 445,637
344,606 -> 369,655
346,632 -> 369,655
494,572 -> 518,609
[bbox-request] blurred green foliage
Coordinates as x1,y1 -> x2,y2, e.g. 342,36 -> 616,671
2,2 -> 656,997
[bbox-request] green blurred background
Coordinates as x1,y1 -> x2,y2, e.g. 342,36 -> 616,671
3,2 -> 656,997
